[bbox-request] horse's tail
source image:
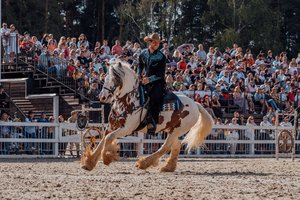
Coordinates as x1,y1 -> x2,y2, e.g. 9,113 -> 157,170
182,102 -> 213,151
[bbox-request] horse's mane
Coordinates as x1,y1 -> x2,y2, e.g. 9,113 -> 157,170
109,60 -> 138,90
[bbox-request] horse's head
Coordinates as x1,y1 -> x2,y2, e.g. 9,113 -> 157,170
99,61 -> 138,103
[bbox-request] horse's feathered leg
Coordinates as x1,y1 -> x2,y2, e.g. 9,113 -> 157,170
81,136 -> 106,171
160,138 -> 181,172
101,127 -> 133,165
136,134 -> 175,170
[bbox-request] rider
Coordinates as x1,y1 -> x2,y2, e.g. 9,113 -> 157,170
138,33 -> 166,134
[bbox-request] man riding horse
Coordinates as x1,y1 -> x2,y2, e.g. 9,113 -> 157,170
138,33 -> 166,134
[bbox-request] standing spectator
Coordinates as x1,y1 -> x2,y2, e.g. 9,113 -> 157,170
0,112 -> 12,154
227,117 -> 239,155
0,85 -> 8,109
77,33 -> 89,49
58,115 -> 67,156
245,116 -> 256,139
196,44 -> 206,62
67,111 -> 80,157
7,24 -> 19,63
111,40 -> 123,56
25,111 -> 37,151
1,23 -> 10,63
101,39 -> 111,55
160,42 -> 169,55
37,112 -> 49,138
260,116 -> 273,140
177,56 -> 187,71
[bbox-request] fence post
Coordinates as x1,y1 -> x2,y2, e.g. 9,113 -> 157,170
137,131 -> 144,156
53,96 -> 59,157
250,128 -> 255,155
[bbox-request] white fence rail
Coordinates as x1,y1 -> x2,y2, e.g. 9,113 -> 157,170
0,122 -> 300,158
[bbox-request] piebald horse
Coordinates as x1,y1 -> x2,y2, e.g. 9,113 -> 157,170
81,61 -> 213,172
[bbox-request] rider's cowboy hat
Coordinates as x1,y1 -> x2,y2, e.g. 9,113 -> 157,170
144,33 -> 160,43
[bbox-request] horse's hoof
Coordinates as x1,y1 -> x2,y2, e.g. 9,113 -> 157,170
135,157 -> 147,170
160,166 -> 176,173
81,165 -> 93,171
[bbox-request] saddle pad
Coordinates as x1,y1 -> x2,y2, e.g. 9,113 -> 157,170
162,91 -> 183,111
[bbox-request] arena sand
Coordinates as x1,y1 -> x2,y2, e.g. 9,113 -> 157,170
0,158 -> 299,200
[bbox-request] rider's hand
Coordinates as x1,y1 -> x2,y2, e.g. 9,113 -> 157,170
142,77 -> 150,85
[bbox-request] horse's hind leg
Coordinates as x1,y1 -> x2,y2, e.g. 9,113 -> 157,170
136,134 -> 175,170
160,138 -> 181,172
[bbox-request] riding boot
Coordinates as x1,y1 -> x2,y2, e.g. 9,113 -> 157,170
147,117 -> 157,135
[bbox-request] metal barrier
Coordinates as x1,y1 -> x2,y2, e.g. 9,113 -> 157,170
1,122 -> 300,158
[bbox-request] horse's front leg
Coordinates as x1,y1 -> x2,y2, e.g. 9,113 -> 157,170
81,134 -> 106,171
101,127 -> 132,165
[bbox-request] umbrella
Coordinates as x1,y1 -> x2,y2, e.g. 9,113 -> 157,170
177,43 -> 195,54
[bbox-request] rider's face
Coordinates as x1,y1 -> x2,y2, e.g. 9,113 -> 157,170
149,40 -> 160,51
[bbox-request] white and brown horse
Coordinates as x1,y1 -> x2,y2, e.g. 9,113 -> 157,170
81,61 -> 213,172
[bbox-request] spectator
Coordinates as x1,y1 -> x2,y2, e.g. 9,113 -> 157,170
1,23 -> 10,63
254,87 -> 266,114
211,94 -> 222,118
260,116 -> 273,140
0,112 -> 12,154
177,56 -> 187,71
280,116 -> 292,127
232,86 -> 246,112
67,111 -> 80,157
7,24 -> 19,63
87,83 -> 100,101
0,85 -> 8,109
196,44 -> 206,62
227,117 -> 239,155
111,40 -> 123,56
25,111 -> 37,151
202,94 -> 217,119
77,33 -> 89,49
245,116 -> 256,139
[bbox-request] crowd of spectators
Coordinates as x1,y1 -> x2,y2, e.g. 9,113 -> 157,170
2,22 -> 300,122
2,22 -> 300,155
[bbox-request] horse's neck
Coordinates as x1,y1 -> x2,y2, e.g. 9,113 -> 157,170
112,86 -> 140,114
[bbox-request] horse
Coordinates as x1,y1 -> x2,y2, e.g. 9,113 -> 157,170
81,61 -> 213,172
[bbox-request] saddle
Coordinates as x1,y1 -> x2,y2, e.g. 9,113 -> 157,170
138,86 -> 183,112
135,86 -> 183,132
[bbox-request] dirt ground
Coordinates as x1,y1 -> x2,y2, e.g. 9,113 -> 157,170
0,158 -> 299,200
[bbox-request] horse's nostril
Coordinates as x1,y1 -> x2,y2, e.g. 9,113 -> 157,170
101,96 -> 106,101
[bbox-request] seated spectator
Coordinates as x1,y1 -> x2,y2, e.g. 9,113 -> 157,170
165,72 -> 174,90
173,75 -> 186,91
254,87 -> 266,114
87,83 -> 100,101
202,95 -> 216,119
268,87 -> 281,111
177,56 -> 187,71
232,86 -> 246,112
211,94 -> 222,118
280,116 -> 292,127
244,87 -> 255,114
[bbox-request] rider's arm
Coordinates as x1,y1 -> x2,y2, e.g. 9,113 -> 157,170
137,55 -> 144,78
